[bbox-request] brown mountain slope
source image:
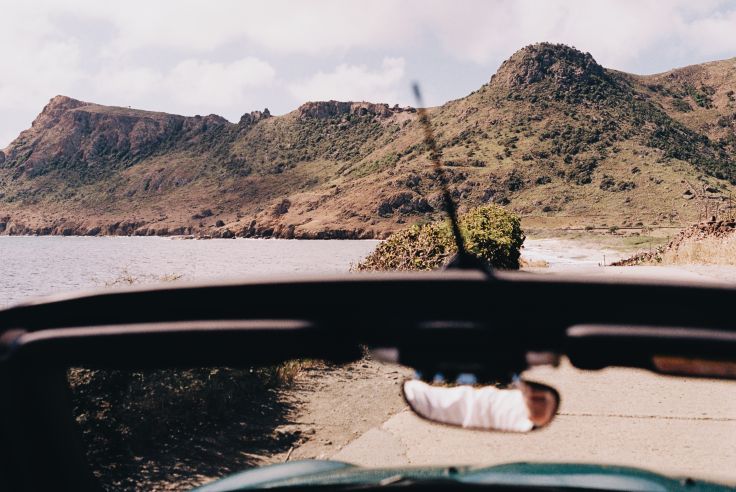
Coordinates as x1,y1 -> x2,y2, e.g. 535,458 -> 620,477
635,57 -> 736,144
1,43 -> 735,238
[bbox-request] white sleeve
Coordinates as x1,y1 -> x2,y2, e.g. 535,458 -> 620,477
403,379 -> 534,432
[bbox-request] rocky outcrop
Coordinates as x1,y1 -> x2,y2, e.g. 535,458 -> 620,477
377,192 -> 433,216
297,101 -> 413,119
490,42 -> 612,91
3,95 -> 230,177
669,219 -> 736,243
238,108 -> 271,126
272,198 -> 291,216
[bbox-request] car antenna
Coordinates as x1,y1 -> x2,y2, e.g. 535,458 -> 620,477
412,82 -> 492,273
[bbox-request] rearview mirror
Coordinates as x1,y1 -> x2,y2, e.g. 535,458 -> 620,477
403,379 -> 559,432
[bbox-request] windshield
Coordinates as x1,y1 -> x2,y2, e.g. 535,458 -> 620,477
2,2 -> 736,491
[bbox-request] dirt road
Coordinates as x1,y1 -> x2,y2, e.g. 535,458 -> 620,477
333,360 -> 736,485
298,240 -> 736,486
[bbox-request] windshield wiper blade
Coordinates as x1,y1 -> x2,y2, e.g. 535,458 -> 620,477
412,83 -> 492,274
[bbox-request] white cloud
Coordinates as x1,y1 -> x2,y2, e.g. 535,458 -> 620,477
92,67 -> 164,100
90,57 -> 276,120
682,8 -> 736,60
166,58 -> 275,108
417,0 -> 736,71
2,0 -> 736,147
3,1 -> 736,71
0,4 -> 87,146
230,2 -> 417,56
19,0 -> 415,57
0,24 -> 83,110
288,58 -> 406,104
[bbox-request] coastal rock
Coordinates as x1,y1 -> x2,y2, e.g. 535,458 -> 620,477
240,221 -> 254,237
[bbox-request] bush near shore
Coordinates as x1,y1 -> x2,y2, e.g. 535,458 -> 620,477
355,205 -> 525,271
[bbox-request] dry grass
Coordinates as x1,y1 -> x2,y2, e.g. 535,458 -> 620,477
98,267 -> 184,287
519,257 -> 550,268
70,270 -> 325,490
615,221 -> 736,266
69,361 -> 323,490
528,228 -> 672,254
69,366 -> 303,491
275,359 -> 324,386
660,234 -> 736,265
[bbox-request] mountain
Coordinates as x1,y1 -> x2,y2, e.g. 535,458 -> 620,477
1,43 -> 735,238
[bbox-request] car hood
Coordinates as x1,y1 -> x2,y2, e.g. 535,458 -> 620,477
192,460 -> 730,491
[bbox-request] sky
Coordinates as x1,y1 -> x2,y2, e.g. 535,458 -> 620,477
2,0 -> 736,148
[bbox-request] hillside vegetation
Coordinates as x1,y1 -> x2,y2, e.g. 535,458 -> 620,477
1,43 -> 735,238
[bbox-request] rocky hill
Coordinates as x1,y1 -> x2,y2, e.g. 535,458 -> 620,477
1,43 -> 735,238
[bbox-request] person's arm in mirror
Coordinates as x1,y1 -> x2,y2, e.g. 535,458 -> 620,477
403,379 -> 559,432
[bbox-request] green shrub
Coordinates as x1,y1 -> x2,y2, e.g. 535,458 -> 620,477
671,98 -> 693,113
355,205 -> 525,271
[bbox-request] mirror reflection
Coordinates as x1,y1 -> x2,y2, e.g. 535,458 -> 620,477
403,379 -> 559,432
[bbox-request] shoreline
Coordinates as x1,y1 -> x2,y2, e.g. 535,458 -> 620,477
0,235 -> 383,241
0,228 -> 386,240
0,214 -> 394,240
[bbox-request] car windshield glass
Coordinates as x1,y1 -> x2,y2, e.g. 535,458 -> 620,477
2,2 -> 736,491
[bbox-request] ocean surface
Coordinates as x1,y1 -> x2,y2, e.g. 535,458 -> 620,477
0,237 -> 380,308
